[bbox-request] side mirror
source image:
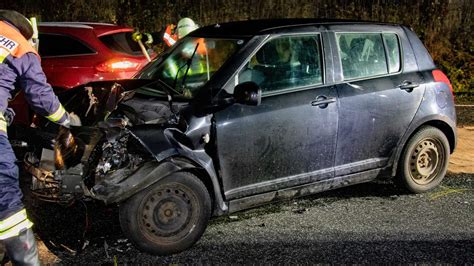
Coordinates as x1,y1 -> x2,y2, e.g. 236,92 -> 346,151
234,82 -> 262,106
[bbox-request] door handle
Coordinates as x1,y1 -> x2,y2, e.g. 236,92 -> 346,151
398,80 -> 419,91
311,96 -> 336,108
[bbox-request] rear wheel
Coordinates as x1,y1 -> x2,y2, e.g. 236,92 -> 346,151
397,126 -> 450,193
119,171 -> 211,255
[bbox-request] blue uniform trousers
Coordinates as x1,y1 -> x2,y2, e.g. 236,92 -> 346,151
0,134 -> 23,221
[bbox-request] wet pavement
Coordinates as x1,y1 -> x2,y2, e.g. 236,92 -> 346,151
30,173 -> 473,264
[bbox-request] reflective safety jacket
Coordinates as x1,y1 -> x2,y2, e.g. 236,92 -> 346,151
0,20 -> 67,133
163,24 -> 178,47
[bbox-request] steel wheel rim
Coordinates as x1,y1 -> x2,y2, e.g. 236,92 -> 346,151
138,183 -> 199,243
408,137 -> 444,185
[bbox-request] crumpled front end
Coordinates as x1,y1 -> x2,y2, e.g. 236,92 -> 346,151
24,125 -> 152,205
23,80 -> 186,205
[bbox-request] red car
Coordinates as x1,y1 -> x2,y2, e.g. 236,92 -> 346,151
10,22 -> 153,126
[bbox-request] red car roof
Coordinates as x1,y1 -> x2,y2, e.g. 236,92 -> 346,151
39,22 -> 133,37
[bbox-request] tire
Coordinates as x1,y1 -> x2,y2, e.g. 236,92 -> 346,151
397,126 -> 450,193
119,171 -> 211,255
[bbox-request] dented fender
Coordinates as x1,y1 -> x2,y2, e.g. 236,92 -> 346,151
92,160 -> 191,204
93,123 -> 228,215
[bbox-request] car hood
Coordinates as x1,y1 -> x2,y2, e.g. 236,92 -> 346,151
56,79 -> 149,127
33,79 -> 186,130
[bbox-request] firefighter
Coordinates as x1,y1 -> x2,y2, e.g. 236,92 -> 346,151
162,17 -> 199,47
0,10 -> 77,265
162,23 -> 178,47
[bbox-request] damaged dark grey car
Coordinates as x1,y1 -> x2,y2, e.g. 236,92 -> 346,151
23,19 -> 456,255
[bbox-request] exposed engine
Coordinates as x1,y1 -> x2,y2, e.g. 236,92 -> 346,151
94,130 -> 145,183
26,126 -> 149,204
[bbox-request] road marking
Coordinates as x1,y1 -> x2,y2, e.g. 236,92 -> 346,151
429,185 -> 471,200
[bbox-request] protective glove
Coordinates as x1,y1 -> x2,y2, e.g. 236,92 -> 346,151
68,113 -> 82,127
4,108 -> 15,126
59,112 -> 82,128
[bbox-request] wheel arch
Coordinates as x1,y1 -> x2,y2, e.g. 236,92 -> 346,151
171,156 -> 219,215
111,126 -> 228,216
422,120 -> 456,154
391,118 -> 456,177
92,152 -> 227,216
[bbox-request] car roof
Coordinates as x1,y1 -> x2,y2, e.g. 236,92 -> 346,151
39,22 -> 133,36
190,18 -> 400,37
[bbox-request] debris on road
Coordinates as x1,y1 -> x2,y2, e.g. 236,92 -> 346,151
59,244 -> 76,256
429,186 -> 470,200
104,240 -> 110,259
81,240 -> 89,250
292,208 -> 308,214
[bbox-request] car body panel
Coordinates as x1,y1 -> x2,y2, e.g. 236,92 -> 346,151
334,73 -> 425,175
216,85 -> 338,199
320,25 -> 427,176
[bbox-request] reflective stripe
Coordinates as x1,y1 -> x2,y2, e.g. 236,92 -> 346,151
0,112 -> 7,132
46,104 -> 66,122
163,33 -> 176,45
0,219 -> 33,240
0,209 -> 28,231
0,209 -> 33,240
0,48 -> 9,63
0,210 -> 34,240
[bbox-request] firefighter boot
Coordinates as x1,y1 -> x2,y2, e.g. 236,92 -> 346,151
3,228 -> 40,266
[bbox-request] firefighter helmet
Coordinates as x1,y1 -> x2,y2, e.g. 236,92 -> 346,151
177,18 -> 198,39
0,10 -> 33,40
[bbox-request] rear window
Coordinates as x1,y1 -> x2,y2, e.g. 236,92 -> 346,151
383,33 -> 401,73
99,32 -> 142,56
336,32 -> 401,80
39,33 -> 95,57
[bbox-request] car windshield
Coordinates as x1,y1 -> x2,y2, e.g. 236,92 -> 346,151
136,37 -> 245,99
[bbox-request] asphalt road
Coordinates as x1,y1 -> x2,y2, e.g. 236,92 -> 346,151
33,173 -> 473,264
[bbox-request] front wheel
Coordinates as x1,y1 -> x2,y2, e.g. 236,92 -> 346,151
397,126 -> 450,193
119,171 -> 211,255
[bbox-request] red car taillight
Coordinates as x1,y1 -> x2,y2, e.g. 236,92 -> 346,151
95,58 -> 142,73
432,69 -> 453,96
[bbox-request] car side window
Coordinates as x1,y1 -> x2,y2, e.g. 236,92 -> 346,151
383,33 -> 401,73
337,33 -> 388,80
39,33 -> 95,57
238,35 -> 323,93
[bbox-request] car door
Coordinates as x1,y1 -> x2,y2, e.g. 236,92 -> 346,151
39,32 -> 99,89
214,33 -> 338,200
329,26 -> 425,176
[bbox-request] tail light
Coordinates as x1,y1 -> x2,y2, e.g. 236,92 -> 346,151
432,69 -> 453,96
95,58 -> 142,73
